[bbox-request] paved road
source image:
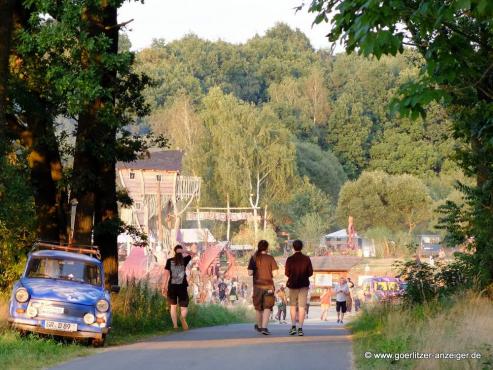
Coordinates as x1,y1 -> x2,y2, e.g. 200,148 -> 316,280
52,308 -> 353,370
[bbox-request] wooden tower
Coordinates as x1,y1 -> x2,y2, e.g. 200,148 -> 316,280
117,150 -> 201,265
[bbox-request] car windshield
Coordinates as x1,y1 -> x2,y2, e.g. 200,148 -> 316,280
376,282 -> 388,291
388,282 -> 399,291
26,257 -> 101,286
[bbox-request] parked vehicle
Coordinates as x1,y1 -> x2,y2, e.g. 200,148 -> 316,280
361,277 -> 404,303
8,242 -> 117,346
419,234 -> 442,257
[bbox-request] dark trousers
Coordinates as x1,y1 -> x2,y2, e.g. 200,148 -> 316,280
276,305 -> 286,321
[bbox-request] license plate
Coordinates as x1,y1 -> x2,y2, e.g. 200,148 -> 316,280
44,320 -> 77,332
39,306 -> 64,315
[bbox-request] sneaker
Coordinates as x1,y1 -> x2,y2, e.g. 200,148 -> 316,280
254,324 -> 262,333
261,328 -> 272,335
340,320 -> 344,324
337,319 -> 340,323
289,327 -> 297,336
298,328 -> 304,336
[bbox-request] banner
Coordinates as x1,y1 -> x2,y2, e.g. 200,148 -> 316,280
186,211 -> 254,222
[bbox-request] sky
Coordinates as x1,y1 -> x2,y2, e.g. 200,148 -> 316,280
118,0 -> 335,51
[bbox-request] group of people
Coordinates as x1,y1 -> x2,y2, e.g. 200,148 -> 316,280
161,240 -> 355,334
192,277 -> 248,305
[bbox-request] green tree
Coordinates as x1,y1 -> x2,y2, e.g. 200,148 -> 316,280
200,88 -> 296,212
266,66 -> 331,141
326,53 -> 411,177
294,213 -> 327,255
369,103 -> 455,176
387,174 -> 433,234
271,177 -> 334,235
336,171 -> 432,233
2,0 -> 151,286
308,0 -> 493,282
149,94 -> 204,176
295,141 -> 347,202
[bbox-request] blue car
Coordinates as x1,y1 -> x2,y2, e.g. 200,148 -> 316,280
8,242 -> 114,346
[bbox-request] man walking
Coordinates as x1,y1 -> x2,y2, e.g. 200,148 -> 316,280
248,240 -> 278,335
336,277 -> 350,324
285,240 -> 313,336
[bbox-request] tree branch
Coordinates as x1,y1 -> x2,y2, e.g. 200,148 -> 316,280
105,19 -> 134,31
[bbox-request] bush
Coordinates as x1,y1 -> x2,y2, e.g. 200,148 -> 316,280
0,153 -> 37,290
394,254 -> 476,305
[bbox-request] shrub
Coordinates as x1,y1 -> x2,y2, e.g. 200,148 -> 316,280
394,253 -> 476,305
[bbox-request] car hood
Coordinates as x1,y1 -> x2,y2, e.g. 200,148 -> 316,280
21,278 -> 104,305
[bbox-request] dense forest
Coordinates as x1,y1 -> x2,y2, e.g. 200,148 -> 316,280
0,12 -> 472,285
126,23 -> 462,252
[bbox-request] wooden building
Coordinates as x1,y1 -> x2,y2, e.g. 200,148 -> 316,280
276,255 -> 361,303
117,150 -> 201,265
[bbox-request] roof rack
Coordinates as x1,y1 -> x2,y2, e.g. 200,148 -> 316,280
32,241 -> 101,260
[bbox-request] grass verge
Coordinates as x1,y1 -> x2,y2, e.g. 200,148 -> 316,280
349,291 -> 493,370
0,281 -> 252,369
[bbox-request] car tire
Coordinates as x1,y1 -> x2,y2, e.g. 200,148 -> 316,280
91,335 -> 106,348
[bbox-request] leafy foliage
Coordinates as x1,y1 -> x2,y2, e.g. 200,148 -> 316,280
337,171 -> 432,233
295,141 -> 347,202
0,152 -> 36,289
271,177 -> 334,235
394,254 -> 476,305
307,0 -> 493,281
197,87 -> 296,207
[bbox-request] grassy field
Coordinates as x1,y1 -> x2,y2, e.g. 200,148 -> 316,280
349,292 -> 493,370
0,283 -> 252,370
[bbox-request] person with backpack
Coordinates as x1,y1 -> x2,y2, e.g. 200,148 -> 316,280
162,245 -> 193,330
247,240 -> 279,335
285,239 -> 313,336
229,280 -> 239,305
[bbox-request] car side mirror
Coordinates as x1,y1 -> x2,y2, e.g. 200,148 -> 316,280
110,285 -> 121,293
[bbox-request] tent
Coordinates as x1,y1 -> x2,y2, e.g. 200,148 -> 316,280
324,229 -> 360,239
323,229 -> 362,250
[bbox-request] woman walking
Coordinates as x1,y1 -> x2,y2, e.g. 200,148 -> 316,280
162,245 -> 193,330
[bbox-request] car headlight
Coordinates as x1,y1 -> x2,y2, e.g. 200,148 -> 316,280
15,288 -> 29,303
83,313 -> 95,324
96,299 -> 109,312
26,306 -> 38,318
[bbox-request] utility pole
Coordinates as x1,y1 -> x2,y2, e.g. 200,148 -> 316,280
157,176 -> 163,253
69,198 -> 78,245
226,194 -> 231,242
250,193 -> 258,245
263,205 -> 268,231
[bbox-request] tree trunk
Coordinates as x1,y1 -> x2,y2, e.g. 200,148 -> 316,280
73,3 -> 120,287
22,112 -> 64,241
471,135 -> 493,279
6,2 -> 66,241
72,108 -> 98,245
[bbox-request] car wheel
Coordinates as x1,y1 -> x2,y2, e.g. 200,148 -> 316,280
91,335 -> 106,348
